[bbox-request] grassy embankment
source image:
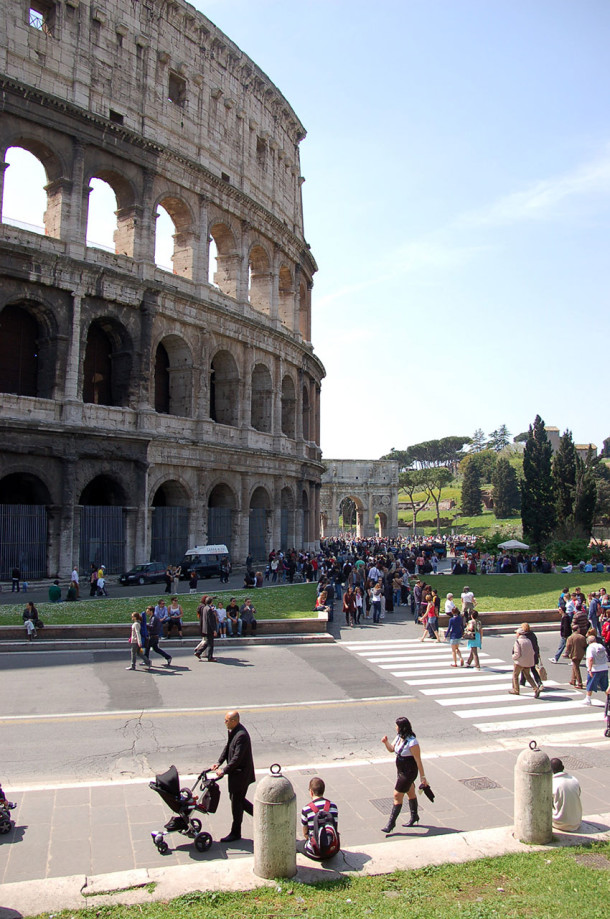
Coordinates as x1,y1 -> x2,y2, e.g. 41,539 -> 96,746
29,842 -> 610,919
0,583 -> 318,627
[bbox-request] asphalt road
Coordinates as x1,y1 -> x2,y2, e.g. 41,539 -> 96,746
2,613 -> 606,788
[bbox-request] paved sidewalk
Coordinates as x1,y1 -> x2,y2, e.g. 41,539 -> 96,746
2,741 -> 610,888
1,811 -> 609,917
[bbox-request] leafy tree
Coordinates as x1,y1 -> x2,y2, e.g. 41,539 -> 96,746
398,469 -> 429,529
573,450 -> 597,537
521,414 -> 555,548
601,437 -> 610,458
552,430 -> 577,530
421,466 -> 453,534
386,436 -> 470,471
471,428 -> 487,453
513,432 -> 529,443
488,425 -> 511,452
381,449 -> 413,474
459,449 -> 497,484
461,461 -> 482,516
593,461 -> 610,526
492,457 -> 521,518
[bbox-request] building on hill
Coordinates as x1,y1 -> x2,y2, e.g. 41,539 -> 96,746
0,0 -> 324,577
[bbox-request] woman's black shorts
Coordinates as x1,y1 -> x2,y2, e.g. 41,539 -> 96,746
395,755 -> 418,793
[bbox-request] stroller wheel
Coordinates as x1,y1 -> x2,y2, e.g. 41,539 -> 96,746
157,840 -> 169,855
0,820 -> 12,834
194,831 -> 212,852
190,818 -> 202,834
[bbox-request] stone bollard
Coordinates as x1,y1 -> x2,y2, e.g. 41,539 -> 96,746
514,740 -> 553,844
253,763 -> 297,879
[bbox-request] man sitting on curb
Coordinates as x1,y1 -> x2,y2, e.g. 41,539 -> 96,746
551,757 -> 582,832
300,776 -> 340,860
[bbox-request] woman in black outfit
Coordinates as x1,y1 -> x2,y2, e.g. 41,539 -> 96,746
380,716 -> 429,833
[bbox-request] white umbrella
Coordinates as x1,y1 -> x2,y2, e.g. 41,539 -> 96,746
497,539 -> 529,550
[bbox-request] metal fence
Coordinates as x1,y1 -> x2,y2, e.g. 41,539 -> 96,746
79,506 -> 124,575
208,506 -> 232,554
0,504 -> 47,580
249,508 -> 267,561
151,506 -> 189,564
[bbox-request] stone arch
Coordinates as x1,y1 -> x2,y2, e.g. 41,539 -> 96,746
302,381 -> 310,441
251,362 -> 272,433
150,477 -> 190,564
377,511 -> 388,537
2,140 -> 65,238
82,316 -> 132,407
278,264 -> 294,328
0,471 -> 52,580
0,300 -> 57,399
154,333 -> 193,417
85,167 -> 137,256
78,473 -> 128,574
281,373 -> 296,438
208,482 -> 237,553
249,484 -> 271,561
210,348 -> 239,426
248,243 -> 272,315
298,279 -> 310,340
209,221 -> 239,297
339,494 -> 365,535
154,194 -> 197,278
280,485 -> 295,550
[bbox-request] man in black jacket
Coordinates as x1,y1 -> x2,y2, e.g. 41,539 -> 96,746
212,711 -> 255,842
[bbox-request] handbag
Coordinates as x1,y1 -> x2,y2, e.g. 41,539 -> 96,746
538,665 -> 548,682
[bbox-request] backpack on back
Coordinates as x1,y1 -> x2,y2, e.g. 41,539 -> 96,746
308,799 -> 340,860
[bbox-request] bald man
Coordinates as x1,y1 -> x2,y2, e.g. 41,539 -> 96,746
212,711 -> 255,842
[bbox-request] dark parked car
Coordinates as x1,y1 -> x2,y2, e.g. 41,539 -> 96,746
119,562 -> 167,586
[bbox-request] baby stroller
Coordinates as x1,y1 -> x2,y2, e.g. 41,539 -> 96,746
0,783 -> 16,837
149,764 -> 220,854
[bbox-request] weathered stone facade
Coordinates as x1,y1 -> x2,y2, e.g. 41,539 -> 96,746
0,0 -> 324,577
320,461 -> 399,538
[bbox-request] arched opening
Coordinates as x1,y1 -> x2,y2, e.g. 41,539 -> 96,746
2,147 -> 47,235
281,374 -> 296,438
0,304 -> 38,396
280,486 -> 294,550
249,486 -> 270,561
154,196 -> 195,277
154,342 -> 170,413
209,222 -> 238,298
339,495 -> 365,537
154,335 -> 192,417
251,363 -> 272,433
299,280 -> 310,340
0,472 -> 50,579
151,480 -> 189,564
78,474 -> 127,574
210,349 -> 239,426
82,319 -> 132,407
302,489 -> 310,547
86,171 -> 136,257
278,265 -> 293,328
302,383 -> 310,441
377,511 -> 388,537
208,235 -> 219,286
208,483 -> 235,554
248,244 -> 271,315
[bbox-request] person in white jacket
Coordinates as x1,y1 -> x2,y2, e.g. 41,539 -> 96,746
551,758 -> 582,832
509,625 -> 541,697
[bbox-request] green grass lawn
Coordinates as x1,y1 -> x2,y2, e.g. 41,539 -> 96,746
30,842 -> 610,919
416,572 -> 609,612
0,583 -> 318,627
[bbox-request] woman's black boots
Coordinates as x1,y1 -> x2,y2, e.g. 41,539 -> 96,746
381,803 -> 402,834
403,798 -> 420,827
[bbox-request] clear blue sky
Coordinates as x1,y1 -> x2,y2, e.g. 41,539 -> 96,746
200,0 -> 610,457
6,1 -> 609,459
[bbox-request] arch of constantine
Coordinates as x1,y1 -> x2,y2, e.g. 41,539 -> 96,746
0,0 -> 324,577
320,460 -> 399,539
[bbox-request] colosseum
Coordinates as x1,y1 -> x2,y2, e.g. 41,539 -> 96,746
0,0 -> 324,579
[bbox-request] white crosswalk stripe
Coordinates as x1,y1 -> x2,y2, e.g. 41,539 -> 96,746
341,638 -> 602,736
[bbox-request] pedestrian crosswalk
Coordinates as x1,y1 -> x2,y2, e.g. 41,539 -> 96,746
341,638 -> 605,736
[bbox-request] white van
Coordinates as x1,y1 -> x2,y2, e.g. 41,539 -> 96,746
179,545 -> 229,580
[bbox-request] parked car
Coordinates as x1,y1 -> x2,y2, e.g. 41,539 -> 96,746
119,562 -> 167,586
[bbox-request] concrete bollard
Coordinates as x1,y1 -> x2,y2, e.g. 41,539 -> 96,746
253,764 -> 297,879
514,740 -> 553,844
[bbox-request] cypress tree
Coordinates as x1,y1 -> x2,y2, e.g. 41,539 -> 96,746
552,430 -> 577,528
573,451 -> 598,537
492,457 -> 521,518
521,415 -> 555,547
461,461 -> 482,516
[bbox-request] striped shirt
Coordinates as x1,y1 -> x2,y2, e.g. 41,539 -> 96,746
301,797 -> 339,836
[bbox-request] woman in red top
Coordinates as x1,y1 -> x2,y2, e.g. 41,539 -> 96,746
343,585 -> 357,628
